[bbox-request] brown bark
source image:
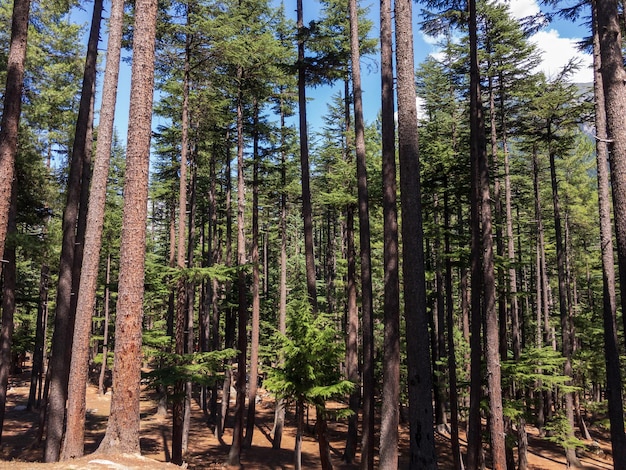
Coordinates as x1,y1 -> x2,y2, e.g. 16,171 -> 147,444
597,0 -> 626,362
98,254 -> 112,396
271,98 -> 288,450
0,185 -> 17,442
548,127 -> 581,468
0,0 -> 30,272
172,25 -> 191,465
96,0 -> 158,453
244,104 -> 261,448
593,2 -> 626,466
395,0 -> 437,467
296,0 -> 318,313
61,0 -> 123,456
226,79 -> 247,467
46,0 -> 102,460
28,263 -> 49,410
468,0 -> 506,465
444,184 -> 462,470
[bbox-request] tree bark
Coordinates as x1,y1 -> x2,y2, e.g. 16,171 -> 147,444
296,0 -> 318,313
61,0 -> 123,456
593,2 -> 626,466
96,0 -> 158,453
0,185 -> 17,442
244,103 -> 261,448
0,0 -> 30,273
395,0 -> 437,467
226,76 -> 247,467
98,254 -> 112,396
46,0 -> 102,460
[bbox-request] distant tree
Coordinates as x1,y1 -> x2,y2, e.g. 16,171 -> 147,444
96,0 -> 158,454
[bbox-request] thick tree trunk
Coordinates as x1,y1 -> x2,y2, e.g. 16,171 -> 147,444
395,1 -> 437,467
347,2 -> 376,468
46,0 -> 102,460
296,0 -> 318,313
593,2 -> 626,467
0,186 -> 17,442
61,0 -> 123,457
96,0 -> 158,454
0,0 -> 30,272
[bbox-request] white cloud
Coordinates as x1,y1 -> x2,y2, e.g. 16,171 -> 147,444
530,29 -> 593,83
504,0 -> 540,20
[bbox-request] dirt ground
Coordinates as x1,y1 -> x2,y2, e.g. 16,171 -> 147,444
0,368 -> 615,469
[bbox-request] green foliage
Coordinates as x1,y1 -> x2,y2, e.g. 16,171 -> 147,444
544,412 -> 585,451
264,297 -> 355,408
143,349 -> 238,398
502,346 -> 577,394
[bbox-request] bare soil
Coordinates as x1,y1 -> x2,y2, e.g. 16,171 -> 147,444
0,369 -> 615,469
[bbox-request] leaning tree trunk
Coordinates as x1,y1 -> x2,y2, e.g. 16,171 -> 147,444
46,0 -> 102,460
593,2 -> 626,467
395,0 -> 437,467
0,0 -> 30,273
96,0 -> 158,454
61,0 -> 123,457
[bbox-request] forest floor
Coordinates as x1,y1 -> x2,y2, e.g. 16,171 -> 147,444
0,367 -> 616,469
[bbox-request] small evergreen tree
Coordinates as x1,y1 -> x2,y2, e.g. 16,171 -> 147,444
265,297 -> 354,470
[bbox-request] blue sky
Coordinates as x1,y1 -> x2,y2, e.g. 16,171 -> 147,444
73,0 -> 594,147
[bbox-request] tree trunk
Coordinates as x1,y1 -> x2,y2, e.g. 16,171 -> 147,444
316,406 -> 334,470
272,97 -> 288,450
296,0 -> 318,313
182,163 -> 197,454
597,0 -> 626,369
61,0 -> 122,457
444,183 -> 463,470
475,33 -> 506,470
0,185 -> 17,442
395,1 -> 437,467
98,254 -> 112,396
226,77 -> 247,468
96,0 -> 158,453
46,0 -> 102,460
244,103 -> 261,448
548,127 -> 582,468
28,263 -> 49,410
0,0 -> 30,273
593,2 -> 626,466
